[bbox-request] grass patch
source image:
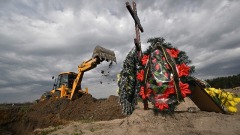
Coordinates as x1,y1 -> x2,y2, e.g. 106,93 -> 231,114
34,125 -> 63,135
80,118 -> 95,123
71,130 -> 84,135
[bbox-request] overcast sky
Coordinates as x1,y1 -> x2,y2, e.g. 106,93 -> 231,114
0,0 -> 240,103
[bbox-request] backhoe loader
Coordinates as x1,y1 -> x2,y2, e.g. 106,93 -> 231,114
40,45 -> 116,101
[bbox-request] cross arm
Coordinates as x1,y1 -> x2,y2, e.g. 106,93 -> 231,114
126,2 -> 144,32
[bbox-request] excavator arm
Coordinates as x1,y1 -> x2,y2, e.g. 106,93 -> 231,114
70,46 -> 116,100
70,58 -> 98,99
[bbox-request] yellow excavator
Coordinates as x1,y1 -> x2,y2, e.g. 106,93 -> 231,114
40,45 -> 116,101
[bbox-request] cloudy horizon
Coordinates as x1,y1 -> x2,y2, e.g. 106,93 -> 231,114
1,0 -> 240,103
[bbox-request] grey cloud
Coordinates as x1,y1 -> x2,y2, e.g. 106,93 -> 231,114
195,53 -> 240,79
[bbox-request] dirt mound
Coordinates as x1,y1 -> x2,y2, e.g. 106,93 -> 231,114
0,95 -> 125,135
60,95 -> 124,121
1,90 -> 240,135
36,102 -> 240,135
29,94 -> 124,121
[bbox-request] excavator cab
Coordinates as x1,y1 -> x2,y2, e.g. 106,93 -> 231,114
51,72 -> 83,99
54,72 -> 77,90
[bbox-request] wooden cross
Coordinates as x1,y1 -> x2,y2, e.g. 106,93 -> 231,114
126,1 -> 148,110
126,1 -> 144,53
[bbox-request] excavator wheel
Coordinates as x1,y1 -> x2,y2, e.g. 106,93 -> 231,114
52,91 -> 61,99
40,91 -> 51,101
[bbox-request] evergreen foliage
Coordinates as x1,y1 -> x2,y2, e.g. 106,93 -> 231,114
205,74 -> 240,89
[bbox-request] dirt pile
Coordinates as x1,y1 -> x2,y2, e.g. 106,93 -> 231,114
35,102 -> 240,135
0,95 -> 125,135
1,89 -> 240,135
29,94 -> 125,121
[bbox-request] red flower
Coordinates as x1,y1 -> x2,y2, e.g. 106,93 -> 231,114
155,102 -> 169,110
164,80 -> 175,96
179,82 -> 191,98
157,82 -> 162,86
162,57 -> 166,61
139,86 -> 152,99
147,83 -> 150,88
141,55 -> 149,65
164,88 -> 175,96
155,50 -> 160,55
166,48 -> 180,58
152,58 -> 157,64
164,72 -> 169,78
177,63 -> 190,77
137,69 -> 144,81
154,94 -> 169,110
155,64 -> 160,70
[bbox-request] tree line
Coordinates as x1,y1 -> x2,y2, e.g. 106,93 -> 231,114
205,74 -> 240,89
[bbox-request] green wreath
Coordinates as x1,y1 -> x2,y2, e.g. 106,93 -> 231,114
118,37 -> 195,114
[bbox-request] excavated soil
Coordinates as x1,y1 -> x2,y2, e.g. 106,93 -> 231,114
1,89 -> 240,135
0,95 -> 125,135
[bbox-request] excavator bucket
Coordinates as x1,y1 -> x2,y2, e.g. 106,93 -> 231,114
92,45 -> 116,63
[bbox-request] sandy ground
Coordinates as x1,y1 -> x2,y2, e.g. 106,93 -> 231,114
34,98 -> 240,135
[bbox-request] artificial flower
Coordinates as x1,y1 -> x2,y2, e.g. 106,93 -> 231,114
233,97 -> 240,102
157,82 -> 162,86
227,94 -> 233,100
179,82 -> 191,98
164,72 -> 169,78
164,80 -> 175,96
152,58 -> 157,64
221,92 -> 227,98
139,86 -> 146,99
228,106 -> 237,113
205,87 -> 240,113
155,49 -> 160,55
228,101 -> 238,106
224,101 -> 230,106
177,63 -> 190,77
139,86 -> 152,99
147,83 -> 151,88
141,55 -> 149,65
214,89 -> 222,94
155,102 -> 169,110
206,89 -> 216,97
165,63 -> 170,69
164,88 -> 175,96
162,57 -> 166,61
166,48 -> 180,58
137,69 -> 144,82
155,64 -> 160,71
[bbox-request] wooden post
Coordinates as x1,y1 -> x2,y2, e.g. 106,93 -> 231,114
126,1 -> 148,110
